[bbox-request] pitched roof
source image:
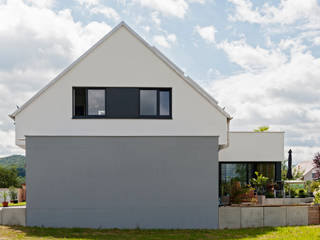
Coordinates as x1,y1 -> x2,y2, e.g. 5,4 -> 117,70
9,21 -> 231,120
295,161 -> 315,175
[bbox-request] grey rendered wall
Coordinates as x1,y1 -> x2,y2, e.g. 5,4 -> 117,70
26,136 -> 219,229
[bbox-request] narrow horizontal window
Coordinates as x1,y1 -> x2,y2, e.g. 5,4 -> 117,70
88,89 -> 106,116
73,87 -> 171,119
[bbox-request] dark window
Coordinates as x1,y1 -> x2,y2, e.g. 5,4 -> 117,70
73,88 -> 86,116
107,88 -> 139,118
219,162 -> 280,197
72,87 -> 171,119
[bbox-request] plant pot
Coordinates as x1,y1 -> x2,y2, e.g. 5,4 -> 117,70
257,195 -> 265,205
13,200 -> 18,204
2,201 -> 8,207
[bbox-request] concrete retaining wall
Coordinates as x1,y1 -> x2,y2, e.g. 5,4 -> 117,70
219,206 -> 309,229
263,197 -> 314,205
0,207 -> 26,226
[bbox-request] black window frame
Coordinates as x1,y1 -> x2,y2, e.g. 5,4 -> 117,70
139,88 -> 172,119
72,87 -> 172,119
218,161 -> 281,197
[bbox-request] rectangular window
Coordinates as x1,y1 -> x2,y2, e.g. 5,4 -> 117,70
219,162 -> 279,197
73,87 -> 171,119
73,88 -> 86,117
139,89 -> 172,118
159,90 -> 170,116
140,90 -> 157,116
87,89 -> 106,116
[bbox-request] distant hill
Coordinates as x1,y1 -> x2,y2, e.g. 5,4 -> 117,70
0,155 -> 25,177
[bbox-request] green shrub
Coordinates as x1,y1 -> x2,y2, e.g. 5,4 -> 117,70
8,186 -> 17,201
265,191 -> 274,198
297,188 -> 307,198
311,181 -> 320,192
314,189 -> 320,204
290,188 -> 297,198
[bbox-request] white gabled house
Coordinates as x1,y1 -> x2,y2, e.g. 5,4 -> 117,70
10,22 -> 284,229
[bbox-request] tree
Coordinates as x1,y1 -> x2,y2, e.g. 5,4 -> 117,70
313,152 -> 320,180
0,166 -> 19,188
254,126 -> 269,132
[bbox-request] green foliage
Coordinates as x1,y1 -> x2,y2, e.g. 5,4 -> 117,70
250,171 -> 269,195
0,155 -> 25,177
8,186 -> 17,201
297,188 -> 307,198
0,166 -> 20,188
3,225 -> 320,240
265,191 -> 274,198
311,181 -> 320,192
290,188 -> 297,198
314,189 -> 320,204
254,126 -> 269,132
1,191 -> 8,202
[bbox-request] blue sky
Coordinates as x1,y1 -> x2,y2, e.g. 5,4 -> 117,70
1,0 -> 320,163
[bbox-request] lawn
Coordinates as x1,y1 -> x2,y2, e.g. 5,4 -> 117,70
1,225 -> 320,240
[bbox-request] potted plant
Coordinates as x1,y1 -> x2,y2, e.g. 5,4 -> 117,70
251,171 -> 268,204
1,191 -> 9,207
9,186 -> 18,204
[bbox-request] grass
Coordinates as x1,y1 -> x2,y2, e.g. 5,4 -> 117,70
0,202 -> 26,207
0,225 -> 320,240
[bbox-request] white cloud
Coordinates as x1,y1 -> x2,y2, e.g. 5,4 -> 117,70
0,0 -> 111,157
210,39 -> 320,162
143,25 -> 151,32
195,25 -> 217,43
313,37 -> 320,46
151,11 -> 161,25
153,33 -> 177,48
167,34 -> 177,43
26,0 -> 55,8
153,35 -> 171,48
228,0 -> 320,28
218,39 -> 287,71
134,0 -> 189,18
91,6 -> 120,21
188,0 -> 205,3
75,0 -> 99,6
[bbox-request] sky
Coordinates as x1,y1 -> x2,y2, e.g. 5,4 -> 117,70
1,0 -> 320,163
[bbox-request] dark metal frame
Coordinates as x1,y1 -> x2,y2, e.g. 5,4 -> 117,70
72,87 -> 172,119
219,161 -> 282,197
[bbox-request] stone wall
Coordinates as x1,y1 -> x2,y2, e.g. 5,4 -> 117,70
219,206 -> 311,229
0,207 -> 26,226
